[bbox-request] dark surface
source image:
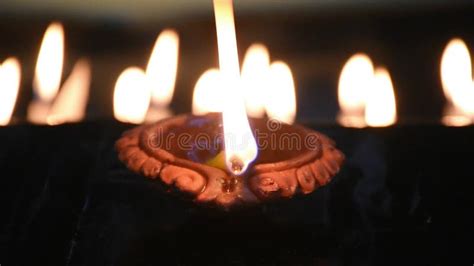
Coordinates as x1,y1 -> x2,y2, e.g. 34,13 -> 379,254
0,122 -> 473,265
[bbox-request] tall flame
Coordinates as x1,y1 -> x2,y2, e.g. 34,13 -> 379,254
47,59 -> 91,125
241,44 -> 270,118
0,58 -> 21,126
440,38 -> 474,126
365,68 -> 397,127
146,29 -> 180,107
33,22 -> 64,102
113,67 -> 151,124
266,61 -> 297,124
337,53 -> 374,128
192,69 -> 224,115
214,0 -> 258,175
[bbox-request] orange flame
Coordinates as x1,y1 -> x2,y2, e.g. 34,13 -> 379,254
146,29 -> 179,107
338,53 -> 397,127
266,61 -> 297,124
214,0 -> 258,175
28,22 -> 65,124
33,22 -> 64,102
440,38 -> 474,126
193,42 -> 296,125
113,67 -> 151,124
365,68 -> 397,127
337,53 -> 373,128
241,43 -> 270,118
192,69 -> 224,115
47,59 -> 91,125
0,58 -> 21,126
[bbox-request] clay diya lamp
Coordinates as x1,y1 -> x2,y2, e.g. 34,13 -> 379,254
115,113 -> 344,208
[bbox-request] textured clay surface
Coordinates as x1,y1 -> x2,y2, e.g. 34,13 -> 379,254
116,114 -> 344,208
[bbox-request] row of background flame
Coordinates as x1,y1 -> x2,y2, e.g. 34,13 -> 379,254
1,22 -> 473,127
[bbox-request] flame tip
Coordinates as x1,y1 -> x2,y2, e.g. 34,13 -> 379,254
33,21 -> 65,103
146,29 -> 180,107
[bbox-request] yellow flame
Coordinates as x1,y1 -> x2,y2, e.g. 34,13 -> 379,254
339,54 -> 373,112
113,67 -> 151,124
146,29 -> 179,107
192,69 -> 225,115
440,38 -> 474,126
338,54 -> 397,127
337,53 -> 374,128
266,61 -> 297,124
33,22 -> 64,102
365,68 -> 397,127
241,43 -> 270,118
46,59 -> 91,125
214,0 -> 258,175
0,58 -> 21,126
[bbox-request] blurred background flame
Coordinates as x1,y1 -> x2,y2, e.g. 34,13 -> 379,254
0,0 -> 473,125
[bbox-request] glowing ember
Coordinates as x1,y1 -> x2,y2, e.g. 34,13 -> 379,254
440,38 -> 474,126
214,0 -> 258,175
47,59 -> 91,125
0,58 -> 21,126
113,67 -> 151,124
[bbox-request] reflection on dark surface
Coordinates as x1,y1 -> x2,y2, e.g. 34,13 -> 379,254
1,122 -> 471,265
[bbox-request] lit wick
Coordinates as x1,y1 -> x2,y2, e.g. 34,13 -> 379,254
229,156 -> 244,175
213,0 -> 258,176
116,0 -> 345,207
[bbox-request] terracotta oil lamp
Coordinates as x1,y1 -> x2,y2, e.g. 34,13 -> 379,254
116,113 -> 344,208
115,0 -> 344,208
